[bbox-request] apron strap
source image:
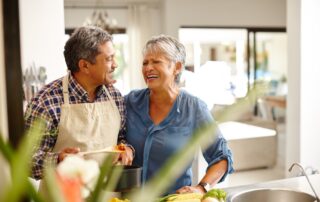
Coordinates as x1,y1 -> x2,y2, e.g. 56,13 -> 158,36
102,85 -> 118,113
103,85 -> 112,100
62,74 -> 69,105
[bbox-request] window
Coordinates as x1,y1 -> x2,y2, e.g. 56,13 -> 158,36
179,27 -> 287,111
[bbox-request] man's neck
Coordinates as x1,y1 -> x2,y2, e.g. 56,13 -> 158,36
73,73 -> 98,102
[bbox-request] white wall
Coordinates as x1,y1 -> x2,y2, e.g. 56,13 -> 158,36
19,0 -> 67,83
0,0 -> 11,195
163,0 -> 286,37
286,0 -> 301,175
286,0 -> 320,174
300,0 -> 320,170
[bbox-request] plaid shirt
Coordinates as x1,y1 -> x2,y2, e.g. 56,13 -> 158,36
24,74 -> 127,180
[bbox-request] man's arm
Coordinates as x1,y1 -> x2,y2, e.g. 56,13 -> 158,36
25,101 -> 59,180
110,87 -> 134,165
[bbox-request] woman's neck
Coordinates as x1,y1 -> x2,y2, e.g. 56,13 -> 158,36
149,87 -> 179,125
150,86 -> 179,105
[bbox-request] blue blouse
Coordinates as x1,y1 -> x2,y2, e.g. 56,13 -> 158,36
125,89 -> 233,194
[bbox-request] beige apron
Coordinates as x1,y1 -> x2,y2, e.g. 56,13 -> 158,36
39,74 -> 121,194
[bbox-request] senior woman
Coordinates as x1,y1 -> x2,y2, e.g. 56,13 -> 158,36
125,35 -> 233,194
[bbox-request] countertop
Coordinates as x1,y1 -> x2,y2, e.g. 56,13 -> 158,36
224,174 -> 320,201
264,95 -> 286,108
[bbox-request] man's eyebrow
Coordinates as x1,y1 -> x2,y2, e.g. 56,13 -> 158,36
108,54 -> 115,57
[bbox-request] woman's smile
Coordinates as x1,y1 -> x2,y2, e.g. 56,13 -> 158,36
146,74 -> 159,81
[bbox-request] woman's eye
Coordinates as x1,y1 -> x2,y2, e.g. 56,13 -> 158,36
153,61 -> 161,64
142,60 -> 161,66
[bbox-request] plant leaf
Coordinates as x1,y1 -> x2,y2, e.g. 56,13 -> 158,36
87,154 -> 115,202
1,119 -> 45,202
43,166 -> 66,202
0,132 -> 14,163
104,165 -> 123,192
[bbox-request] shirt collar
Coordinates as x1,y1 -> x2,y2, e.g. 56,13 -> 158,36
96,85 -> 107,97
68,74 -> 107,102
68,74 -> 88,101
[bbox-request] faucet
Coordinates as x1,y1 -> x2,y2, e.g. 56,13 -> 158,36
289,163 -> 320,202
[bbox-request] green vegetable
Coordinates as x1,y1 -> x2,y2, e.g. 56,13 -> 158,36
203,189 -> 227,201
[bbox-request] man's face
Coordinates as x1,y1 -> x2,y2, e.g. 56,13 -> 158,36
87,41 -> 118,86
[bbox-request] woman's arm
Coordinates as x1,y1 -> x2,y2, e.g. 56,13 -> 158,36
176,159 -> 228,194
176,98 -> 233,194
197,159 -> 228,192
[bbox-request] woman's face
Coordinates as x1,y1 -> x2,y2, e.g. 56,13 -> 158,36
142,51 -> 179,91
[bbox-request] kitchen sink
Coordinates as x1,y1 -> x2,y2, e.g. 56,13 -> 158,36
229,188 -> 317,202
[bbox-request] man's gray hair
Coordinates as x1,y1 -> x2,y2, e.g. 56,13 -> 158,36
143,35 -> 186,84
64,26 -> 113,73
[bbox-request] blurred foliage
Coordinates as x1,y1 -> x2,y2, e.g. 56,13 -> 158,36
0,86 -> 265,202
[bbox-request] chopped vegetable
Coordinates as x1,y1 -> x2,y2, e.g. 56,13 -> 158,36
158,194 -> 178,202
157,189 -> 226,202
108,197 -> 130,202
158,193 -> 203,202
115,143 -> 126,151
201,197 -> 220,202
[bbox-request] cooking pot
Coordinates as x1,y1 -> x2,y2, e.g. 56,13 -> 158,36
115,165 -> 142,192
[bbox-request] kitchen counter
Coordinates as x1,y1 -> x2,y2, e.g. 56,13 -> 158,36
219,121 -> 277,170
264,95 -> 286,109
224,174 -> 320,201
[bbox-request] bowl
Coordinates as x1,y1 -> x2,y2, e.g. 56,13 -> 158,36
229,188 -> 316,202
115,165 -> 142,192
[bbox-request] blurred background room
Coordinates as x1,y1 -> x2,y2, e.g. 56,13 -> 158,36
1,0 -> 320,195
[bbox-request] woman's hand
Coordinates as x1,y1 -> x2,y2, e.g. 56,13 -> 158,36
176,185 -> 206,194
114,145 -> 133,165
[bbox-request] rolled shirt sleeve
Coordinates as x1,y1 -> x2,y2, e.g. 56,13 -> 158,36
202,135 -> 234,182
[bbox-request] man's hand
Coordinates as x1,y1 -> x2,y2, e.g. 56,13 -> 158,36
176,185 -> 206,194
58,147 -> 80,163
114,145 -> 133,165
